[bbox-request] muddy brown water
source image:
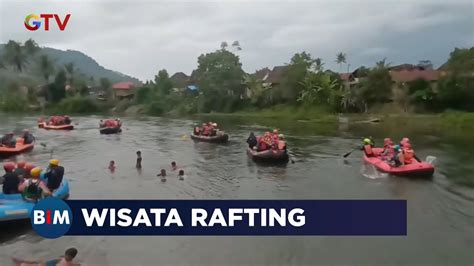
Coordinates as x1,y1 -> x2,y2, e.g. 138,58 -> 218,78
0,115 -> 473,265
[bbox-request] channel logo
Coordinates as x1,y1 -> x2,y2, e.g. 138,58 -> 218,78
24,14 -> 71,31
30,197 -> 73,239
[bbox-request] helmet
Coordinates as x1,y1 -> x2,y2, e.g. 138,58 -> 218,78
363,138 -> 372,145
30,167 -> 42,178
394,144 -> 401,151
384,138 -> 393,145
64,115 -> 69,118
8,132 -> 14,136
23,129 -> 29,133
24,163 -> 35,173
273,129 -> 279,134
401,137 -> 410,145
49,159 -> 59,166
17,160 -> 26,168
3,162 -> 15,172
278,134 -> 284,139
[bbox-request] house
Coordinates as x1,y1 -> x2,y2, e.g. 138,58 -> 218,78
170,72 -> 190,89
113,82 -> 136,100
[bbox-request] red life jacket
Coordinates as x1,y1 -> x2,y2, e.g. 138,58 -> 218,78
403,149 -> 415,164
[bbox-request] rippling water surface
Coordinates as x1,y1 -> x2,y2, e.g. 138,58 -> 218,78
0,115 -> 473,265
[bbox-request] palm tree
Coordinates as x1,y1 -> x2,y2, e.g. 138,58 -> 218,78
38,55 -> 55,83
64,62 -> 75,85
376,58 -> 390,69
243,74 -> 267,105
4,40 -> 27,72
314,58 -> 324,72
335,52 -> 347,72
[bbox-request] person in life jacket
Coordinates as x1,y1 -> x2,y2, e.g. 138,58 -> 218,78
1,132 -> 16,147
381,138 -> 394,159
361,138 -> 375,157
202,123 -> 211,136
271,129 -> 280,150
390,145 -> 404,167
44,159 -> 64,191
22,129 -> 35,144
14,161 -> 27,181
400,137 -> 410,148
278,134 -> 287,152
64,115 -> 71,125
247,132 -> 258,149
210,123 -> 218,136
193,126 -> 201,136
402,143 -> 415,165
1,162 -> 20,194
23,163 -> 35,179
18,167 -> 51,201
116,118 -> 122,127
258,132 -> 273,151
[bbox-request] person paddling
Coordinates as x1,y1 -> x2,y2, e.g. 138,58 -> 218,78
2,162 -> 20,194
18,167 -> 51,201
136,151 -> 142,168
246,132 -> 257,149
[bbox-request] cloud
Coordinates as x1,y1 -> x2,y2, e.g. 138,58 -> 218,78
0,0 -> 472,81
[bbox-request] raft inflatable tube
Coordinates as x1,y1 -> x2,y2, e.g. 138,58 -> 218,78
247,147 -> 289,163
363,148 -> 434,177
191,133 -> 229,143
0,142 -> 34,157
0,177 -> 70,222
38,122 -> 74,130
100,127 -> 122,135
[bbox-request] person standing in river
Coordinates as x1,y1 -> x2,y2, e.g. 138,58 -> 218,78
136,151 -> 142,168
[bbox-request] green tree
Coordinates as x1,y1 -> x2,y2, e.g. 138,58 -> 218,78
64,62 -> 75,85
314,58 -> 324,72
48,70 -> 67,103
443,47 -> 474,72
3,40 -> 27,72
358,66 -> 392,110
220,41 -> 228,50
298,72 -> 341,106
154,69 -> 173,95
38,55 -> 55,83
195,48 -> 245,112
99,77 -> 112,99
279,52 -> 315,103
244,74 -> 268,106
336,52 -> 346,72
24,38 -> 40,56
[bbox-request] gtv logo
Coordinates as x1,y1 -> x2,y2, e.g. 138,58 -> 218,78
24,14 -> 71,31
30,197 -> 73,239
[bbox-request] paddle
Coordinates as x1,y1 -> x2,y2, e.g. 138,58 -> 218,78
343,148 -> 358,158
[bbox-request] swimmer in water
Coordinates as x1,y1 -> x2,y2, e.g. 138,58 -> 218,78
157,168 -> 166,182
12,247 -> 80,266
178,169 -> 185,180
136,151 -> 142,168
171,161 -> 177,171
108,160 -> 115,172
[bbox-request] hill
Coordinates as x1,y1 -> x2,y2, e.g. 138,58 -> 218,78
0,44 -> 140,85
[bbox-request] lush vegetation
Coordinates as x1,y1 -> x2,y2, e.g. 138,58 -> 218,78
0,39 -> 118,113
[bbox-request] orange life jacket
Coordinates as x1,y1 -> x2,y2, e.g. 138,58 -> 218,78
278,140 -> 286,150
403,149 -> 415,164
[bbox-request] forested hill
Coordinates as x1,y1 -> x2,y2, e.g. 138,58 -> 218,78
0,44 -> 140,84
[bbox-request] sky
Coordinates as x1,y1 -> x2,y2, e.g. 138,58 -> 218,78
0,0 -> 472,81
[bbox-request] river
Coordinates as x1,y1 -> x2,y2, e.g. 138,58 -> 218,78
0,115 -> 473,265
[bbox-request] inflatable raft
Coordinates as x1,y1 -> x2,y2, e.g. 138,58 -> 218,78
247,148 -> 289,163
363,148 -> 434,177
38,122 -> 74,130
0,139 -> 34,157
191,133 -> 229,143
0,177 -> 70,222
100,127 -> 122,134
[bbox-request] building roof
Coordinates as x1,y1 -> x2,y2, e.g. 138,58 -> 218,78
112,82 -> 135,90
340,73 -> 351,81
253,68 -> 271,80
267,66 -> 290,84
389,69 -> 440,82
170,72 -> 190,87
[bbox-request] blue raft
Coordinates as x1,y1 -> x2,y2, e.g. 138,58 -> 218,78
0,176 -> 70,222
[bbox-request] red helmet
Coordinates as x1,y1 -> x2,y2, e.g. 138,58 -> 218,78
16,160 -> 26,168
3,162 -> 15,172
384,138 -> 393,145
24,163 -> 35,173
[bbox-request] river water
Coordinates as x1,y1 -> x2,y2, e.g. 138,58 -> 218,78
0,115 -> 473,265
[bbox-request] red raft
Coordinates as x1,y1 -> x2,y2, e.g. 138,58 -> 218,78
0,138 -> 34,157
363,147 -> 434,177
38,122 -> 74,130
247,148 -> 289,164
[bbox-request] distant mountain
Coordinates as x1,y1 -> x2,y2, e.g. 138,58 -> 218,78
0,44 -> 140,84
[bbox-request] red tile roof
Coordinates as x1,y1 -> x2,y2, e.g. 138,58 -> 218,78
389,69 -> 440,83
113,82 -> 135,90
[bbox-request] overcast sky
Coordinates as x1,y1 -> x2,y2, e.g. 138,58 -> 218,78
1,0 -> 472,81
